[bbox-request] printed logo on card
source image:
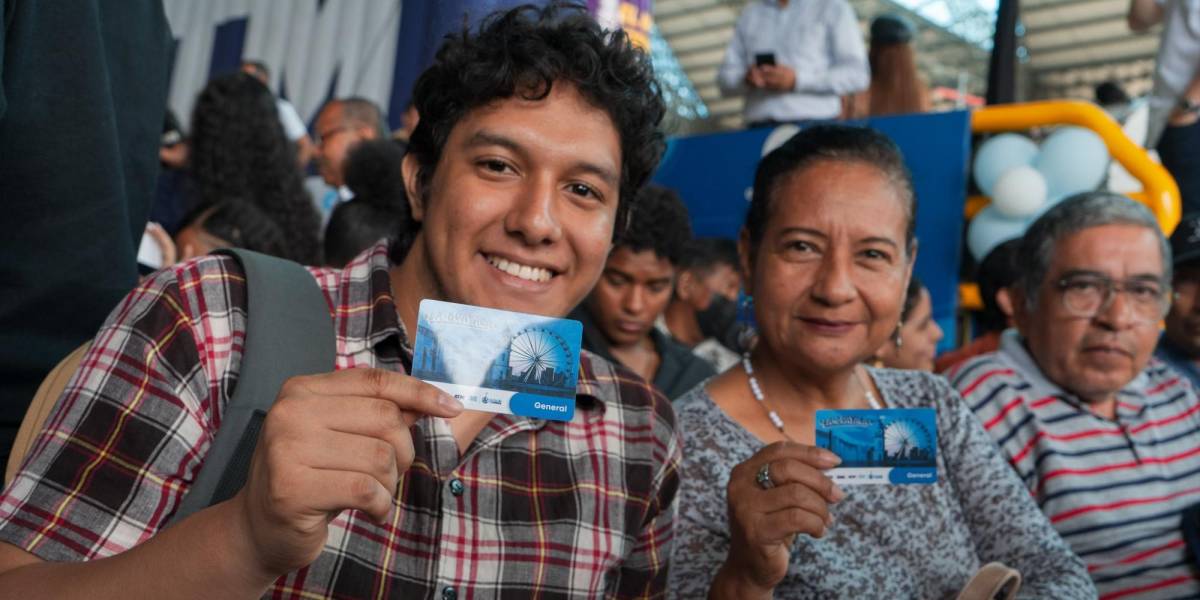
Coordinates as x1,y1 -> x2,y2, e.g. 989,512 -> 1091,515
815,408 -> 938,485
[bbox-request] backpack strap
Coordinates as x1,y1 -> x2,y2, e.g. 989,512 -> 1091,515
171,249 -> 335,523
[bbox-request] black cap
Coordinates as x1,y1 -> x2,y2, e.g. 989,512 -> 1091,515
1170,215 -> 1200,267
871,14 -> 915,45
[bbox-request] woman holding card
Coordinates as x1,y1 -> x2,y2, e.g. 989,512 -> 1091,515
669,125 -> 1094,599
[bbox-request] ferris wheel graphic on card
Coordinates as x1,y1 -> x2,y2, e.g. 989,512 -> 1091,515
411,300 -> 583,422
815,408 -> 938,485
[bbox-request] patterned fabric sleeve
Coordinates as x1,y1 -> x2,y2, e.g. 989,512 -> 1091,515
933,376 -> 1096,599
607,389 -> 683,600
0,257 -> 243,561
667,392 -> 741,600
668,487 -> 731,600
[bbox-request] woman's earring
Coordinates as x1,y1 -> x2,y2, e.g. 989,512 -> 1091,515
893,324 -> 904,349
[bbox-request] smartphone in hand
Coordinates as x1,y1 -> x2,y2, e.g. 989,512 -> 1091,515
755,52 -> 776,67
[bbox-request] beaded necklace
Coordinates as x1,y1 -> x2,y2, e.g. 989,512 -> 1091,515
742,353 -> 882,441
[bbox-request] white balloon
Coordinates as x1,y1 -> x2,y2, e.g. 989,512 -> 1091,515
991,166 -> 1048,218
972,133 -> 1039,196
761,124 -> 802,157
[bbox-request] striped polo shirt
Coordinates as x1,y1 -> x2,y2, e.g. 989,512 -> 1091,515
949,330 -> 1200,600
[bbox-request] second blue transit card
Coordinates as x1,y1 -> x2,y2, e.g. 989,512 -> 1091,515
411,299 -> 583,421
814,408 -> 938,485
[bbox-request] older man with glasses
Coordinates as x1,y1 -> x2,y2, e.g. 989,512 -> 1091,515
948,192 -> 1200,600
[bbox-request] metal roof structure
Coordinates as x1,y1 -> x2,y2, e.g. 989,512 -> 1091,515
652,0 -> 1162,132
1022,0 -> 1159,101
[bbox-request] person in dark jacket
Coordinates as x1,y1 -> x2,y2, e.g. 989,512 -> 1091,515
572,184 -> 715,399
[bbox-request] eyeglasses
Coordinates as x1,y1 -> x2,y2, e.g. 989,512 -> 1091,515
314,125 -> 351,146
1054,274 -> 1171,323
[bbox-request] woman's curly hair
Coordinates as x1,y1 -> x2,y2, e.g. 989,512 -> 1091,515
392,2 -> 667,263
187,72 -> 320,264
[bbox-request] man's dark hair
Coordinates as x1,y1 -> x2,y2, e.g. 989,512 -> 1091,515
325,140 -> 410,267
745,124 -> 916,264
615,184 -> 692,266
241,60 -> 270,80
1095,81 -> 1130,106
680,237 -> 739,274
976,238 -> 1021,332
392,3 -> 666,263
179,199 -> 320,265
188,72 -> 320,264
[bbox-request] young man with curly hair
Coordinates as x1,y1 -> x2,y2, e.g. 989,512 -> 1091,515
572,185 -> 716,399
0,5 -> 678,598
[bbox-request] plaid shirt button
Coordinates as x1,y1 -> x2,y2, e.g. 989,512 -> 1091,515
448,478 -> 464,496
441,586 -> 457,600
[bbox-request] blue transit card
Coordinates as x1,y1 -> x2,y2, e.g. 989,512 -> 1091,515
411,300 -> 583,421
814,408 -> 938,485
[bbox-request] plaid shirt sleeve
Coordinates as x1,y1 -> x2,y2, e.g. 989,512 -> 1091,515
604,376 -> 683,600
0,257 -> 245,561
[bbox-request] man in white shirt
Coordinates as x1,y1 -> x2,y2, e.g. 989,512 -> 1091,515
1129,0 -> 1200,216
718,0 -> 869,127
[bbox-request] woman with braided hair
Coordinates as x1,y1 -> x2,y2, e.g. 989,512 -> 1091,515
174,72 -> 320,264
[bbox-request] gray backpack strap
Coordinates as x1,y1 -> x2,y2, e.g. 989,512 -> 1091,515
171,249 -> 335,523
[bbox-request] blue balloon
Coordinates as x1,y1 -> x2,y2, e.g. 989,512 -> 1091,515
1034,127 -> 1109,199
967,205 -> 1032,262
973,134 -> 1039,196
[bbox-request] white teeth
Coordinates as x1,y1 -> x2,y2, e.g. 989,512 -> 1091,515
488,255 -> 552,283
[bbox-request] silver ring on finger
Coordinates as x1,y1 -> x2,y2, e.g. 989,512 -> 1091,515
756,462 -> 774,490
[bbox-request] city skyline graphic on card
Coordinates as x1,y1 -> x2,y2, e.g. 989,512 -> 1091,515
815,408 -> 938,485
411,300 -> 582,422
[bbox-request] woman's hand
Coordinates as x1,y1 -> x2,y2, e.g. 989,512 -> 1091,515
144,222 -> 177,267
710,442 -> 845,600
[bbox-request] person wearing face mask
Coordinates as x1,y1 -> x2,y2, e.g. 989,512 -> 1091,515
949,193 -> 1200,599
660,238 -> 745,373
870,275 -> 944,372
573,185 -> 717,399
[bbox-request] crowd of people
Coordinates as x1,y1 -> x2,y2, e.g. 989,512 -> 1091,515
1,1 -> 1199,599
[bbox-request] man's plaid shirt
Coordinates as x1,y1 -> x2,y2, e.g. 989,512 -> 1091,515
0,242 -> 681,599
